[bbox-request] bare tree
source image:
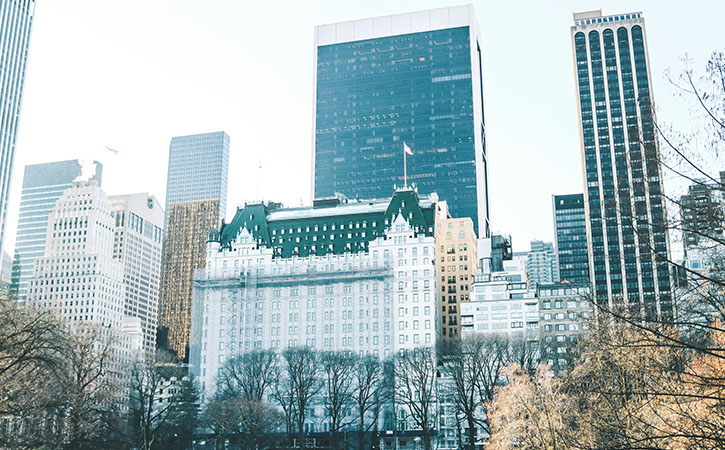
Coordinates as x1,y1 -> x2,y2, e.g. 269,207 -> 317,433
320,351 -> 356,450
53,324 -> 124,449
0,302 -> 64,414
393,347 -> 436,450
202,396 -> 237,450
0,302 -> 66,448
486,364 -> 573,450
271,371 -> 297,436
351,355 -> 384,450
281,346 -> 321,450
217,349 -> 279,401
439,334 -> 510,449
236,398 -> 284,450
128,350 -> 192,450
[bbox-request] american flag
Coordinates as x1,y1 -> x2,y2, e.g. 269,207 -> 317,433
403,142 -> 413,156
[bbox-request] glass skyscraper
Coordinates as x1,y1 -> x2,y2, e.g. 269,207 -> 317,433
313,5 -> 489,236
553,194 -> 590,283
12,160 -> 103,302
0,0 -> 36,254
165,131 -> 229,220
571,10 -> 673,319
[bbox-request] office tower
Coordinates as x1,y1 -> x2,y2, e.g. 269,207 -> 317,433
571,10 -> 673,318
526,240 -> 559,287
190,188 -> 441,402
159,131 -> 229,360
25,179 -> 142,404
159,199 -> 220,360
12,160 -> 103,303
26,179 -> 124,326
313,5 -> 489,236
435,216 -> 477,338
164,131 -> 229,221
0,0 -> 36,255
553,194 -> 590,283
110,193 -> 164,355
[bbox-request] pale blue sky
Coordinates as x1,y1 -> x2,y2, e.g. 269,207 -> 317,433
6,0 -> 725,253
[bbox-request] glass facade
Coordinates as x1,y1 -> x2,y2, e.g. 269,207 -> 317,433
572,12 -> 672,319
553,194 -> 590,283
314,23 -> 488,235
165,131 -> 229,221
0,0 -> 36,253
11,160 -> 102,302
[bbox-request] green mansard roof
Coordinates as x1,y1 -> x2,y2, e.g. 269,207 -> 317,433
211,188 -> 441,258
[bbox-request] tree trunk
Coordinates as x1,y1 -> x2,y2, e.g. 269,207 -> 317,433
358,414 -> 365,450
466,414 -> 476,450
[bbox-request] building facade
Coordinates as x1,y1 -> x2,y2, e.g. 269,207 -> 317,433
538,282 -> 592,373
680,171 -> 724,270
164,131 -> 229,221
312,5 -> 489,236
435,216 -> 477,338
461,266 -> 539,343
553,194 -> 590,283
0,0 -> 36,255
110,193 -> 164,355
526,240 -> 559,287
24,180 -> 142,397
12,160 -> 103,303
571,10 -> 673,318
189,189 -> 442,402
159,199 -> 221,360
26,179 -> 124,327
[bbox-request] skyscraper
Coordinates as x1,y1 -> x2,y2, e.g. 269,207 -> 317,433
571,10 -> 673,318
312,5 -> 489,236
26,179 -> 124,328
110,193 -> 164,355
159,199 -> 220,360
0,0 -> 37,254
164,131 -> 229,221
159,131 -> 230,359
12,160 -> 103,303
26,179 -> 143,401
553,194 -> 590,283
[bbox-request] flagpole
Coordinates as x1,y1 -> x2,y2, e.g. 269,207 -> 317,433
404,143 -> 407,188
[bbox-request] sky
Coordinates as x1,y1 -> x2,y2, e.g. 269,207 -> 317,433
5,0 -> 725,254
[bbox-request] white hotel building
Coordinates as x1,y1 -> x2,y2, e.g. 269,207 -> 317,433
189,189 -> 444,401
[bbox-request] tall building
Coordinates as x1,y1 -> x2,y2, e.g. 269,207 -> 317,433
26,179 -> 123,327
25,179 -> 142,407
312,5 -> 489,236
553,194 -> 590,283
159,199 -> 220,360
435,216 -> 477,338
190,188 -> 442,402
571,10 -> 673,318
110,193 -> 164,355
164,131 -> 229,221
0,0 -> 36,255
12,160 -> 103,303
526,240 -> 559,287
159,131 -> 229,359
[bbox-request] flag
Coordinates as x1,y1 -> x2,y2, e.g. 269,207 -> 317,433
105,146 -> 118,154
403,142 -> 414,156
